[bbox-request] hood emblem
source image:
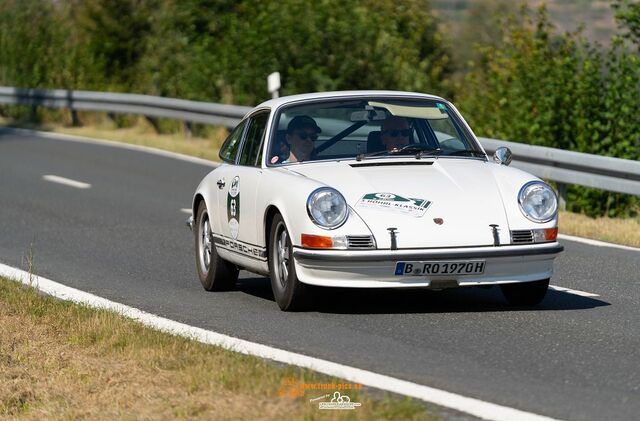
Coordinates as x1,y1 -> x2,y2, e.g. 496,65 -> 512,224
433,218 -> 444,225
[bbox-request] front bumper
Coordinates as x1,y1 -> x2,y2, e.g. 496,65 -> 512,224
292,242 -> 564,288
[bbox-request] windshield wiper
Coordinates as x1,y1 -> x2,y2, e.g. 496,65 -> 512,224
390,144 -> 442,159
445,150 -> 486,158
356,145 -> 442,162
355,150 -> 391,161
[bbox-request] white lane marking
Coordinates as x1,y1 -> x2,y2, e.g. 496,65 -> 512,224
43,175 -> 91,189
180,208 -> 192,215
0,262 -> 558,421
9,127 -> 217,168
549,285 -> 600,298
558,234 -> 640,253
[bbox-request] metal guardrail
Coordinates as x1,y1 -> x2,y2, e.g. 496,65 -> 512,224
1,86 -> 639,197
479,138 -> 640,197
0,86 -> 251,128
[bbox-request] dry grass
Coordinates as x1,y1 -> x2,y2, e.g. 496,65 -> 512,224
2,113 -> 227,162
559,211 -> 640,248
0,277 -> 438,420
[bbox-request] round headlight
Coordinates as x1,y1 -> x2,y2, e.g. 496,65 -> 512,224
518,181 -> 558,223
307,187 -> 348,229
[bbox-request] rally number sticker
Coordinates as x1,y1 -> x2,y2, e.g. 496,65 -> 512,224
227,176 -> 240,239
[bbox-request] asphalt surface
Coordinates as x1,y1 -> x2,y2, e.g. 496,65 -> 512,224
1,128 -> 638,420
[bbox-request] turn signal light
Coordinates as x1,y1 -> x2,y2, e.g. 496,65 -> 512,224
532,227 -> 559,243
301,234 -> 333,249
544,227 -> 558,241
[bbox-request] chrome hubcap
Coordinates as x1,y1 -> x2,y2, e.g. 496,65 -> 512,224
274,223 -> 290,288
198,212 -> 212,273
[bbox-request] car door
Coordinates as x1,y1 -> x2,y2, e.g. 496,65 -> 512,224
219,110 -> 269,249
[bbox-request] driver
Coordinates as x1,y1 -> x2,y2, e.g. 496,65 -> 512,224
282,115 -> 321,163
380,116 -> 411,151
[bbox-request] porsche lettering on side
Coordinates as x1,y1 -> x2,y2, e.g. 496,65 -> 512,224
188,91 -> 563,311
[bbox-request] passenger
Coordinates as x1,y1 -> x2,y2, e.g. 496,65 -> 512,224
380,116 -> 411,151
282,115 -> 321,163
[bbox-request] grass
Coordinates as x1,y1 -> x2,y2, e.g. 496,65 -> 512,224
1,112 -> 228,161
0,275 -> 439,420
559,210 -> 640,248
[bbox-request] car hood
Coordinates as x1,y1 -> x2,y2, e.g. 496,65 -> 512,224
286,159 -> 511,249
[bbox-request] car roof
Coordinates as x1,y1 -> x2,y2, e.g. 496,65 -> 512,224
255,90 -> 446,109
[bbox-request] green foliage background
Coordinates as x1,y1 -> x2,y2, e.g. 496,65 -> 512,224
454,5 -> 640,216
0,0 -> 638,216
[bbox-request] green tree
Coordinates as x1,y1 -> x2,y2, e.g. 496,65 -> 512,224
72,0 -> 158,90
137,0 -> 450,105
0,0 -> 60,88
0,0 -> 92,120
456,5 -> 639,217
136,0 -> 234,100
222,0 -> 450,104
613,0 -> 640,47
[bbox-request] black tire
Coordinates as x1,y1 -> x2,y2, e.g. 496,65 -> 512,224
268,213 -> 309,311
500,279 -> 549,306
195,201 -> 238,291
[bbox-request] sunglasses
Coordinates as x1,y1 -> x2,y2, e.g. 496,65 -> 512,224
294,131 -> 318,141
382,129 -> 411,137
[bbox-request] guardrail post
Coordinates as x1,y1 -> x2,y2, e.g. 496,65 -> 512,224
71,109 -> 81,127
145,116 -> 161,133
184,121 -> 192,138
557,183 -> 567,210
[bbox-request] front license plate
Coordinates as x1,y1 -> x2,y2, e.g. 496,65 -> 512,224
394,260 -> 485,276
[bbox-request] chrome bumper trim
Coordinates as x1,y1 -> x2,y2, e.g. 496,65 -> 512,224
292,242 -> 564,262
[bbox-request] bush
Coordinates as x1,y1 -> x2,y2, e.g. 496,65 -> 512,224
613,0 -> 640,47
455,5 -> 639,217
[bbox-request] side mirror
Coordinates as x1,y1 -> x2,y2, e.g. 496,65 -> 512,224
493,147 -> 512,166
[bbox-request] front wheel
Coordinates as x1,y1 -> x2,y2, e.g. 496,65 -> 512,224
500,279 -> 549,306
195,201 -> 238,291
268,213 -> 309,311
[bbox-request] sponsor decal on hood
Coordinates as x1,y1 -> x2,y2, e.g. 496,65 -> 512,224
356,192 -> 432,217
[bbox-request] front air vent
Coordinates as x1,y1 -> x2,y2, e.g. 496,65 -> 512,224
511,230 -> 534,244
347,235 -> 376,249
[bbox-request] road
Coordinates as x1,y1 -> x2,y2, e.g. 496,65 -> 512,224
1,128 -> 638,420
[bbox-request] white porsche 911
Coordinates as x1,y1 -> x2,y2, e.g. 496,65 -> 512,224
188,91 -> 563,311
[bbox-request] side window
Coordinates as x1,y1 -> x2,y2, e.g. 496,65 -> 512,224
238,112 -> 269,166
219,120 -> 247,163
428,113 -> 470,151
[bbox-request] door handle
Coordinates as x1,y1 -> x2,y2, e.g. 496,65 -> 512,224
217,178 -> 225,189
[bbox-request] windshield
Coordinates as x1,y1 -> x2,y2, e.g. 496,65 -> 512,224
267,98 -> 483,166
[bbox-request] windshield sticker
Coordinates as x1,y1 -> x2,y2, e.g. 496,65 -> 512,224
436,103 -> 447,114
356,193 -> 431,217
227,176 -> 240,239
